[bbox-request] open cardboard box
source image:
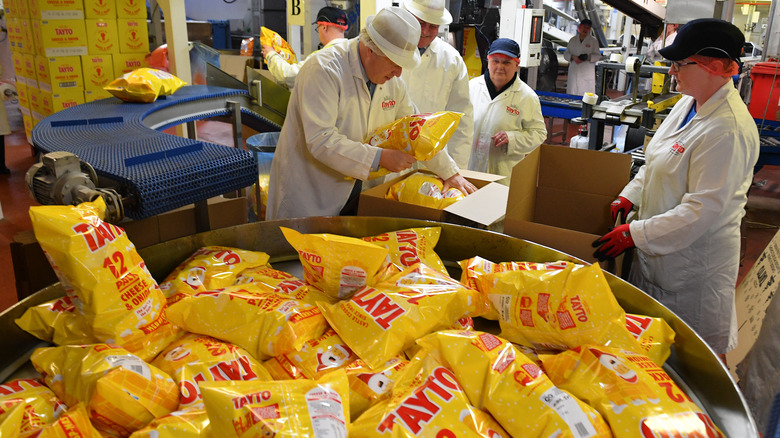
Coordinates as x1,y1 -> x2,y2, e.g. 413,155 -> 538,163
358,169 -> 509,229
503,145 -> 632,272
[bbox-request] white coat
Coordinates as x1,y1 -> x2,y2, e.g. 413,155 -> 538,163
400,37 -> 474,169
468,74 -> 547,181
621,81 -> 759,353
267,38 -> 454,219
266,38 -> 348,89
563,34 -> 601,96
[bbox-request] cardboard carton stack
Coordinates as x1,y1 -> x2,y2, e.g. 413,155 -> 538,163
5,0 -> 150,143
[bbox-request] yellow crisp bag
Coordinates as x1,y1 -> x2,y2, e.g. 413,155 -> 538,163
151,333 -> 273,409
159,246 -> 270,305
31,344 -> 180,437
351,351 -> 509,437
36,403 -> 103,438
480,263 -> 646,357
260,26 -> 297,64
28,199 -> 181,362
234,264 -> 338,306
14,295 -> 99,345
417,330 -> 612,437
128,408 -> 210,438
200,370 -> 349,438
0,379 -> 67,435
320,263 -> 489,369
165,283 -> 328,360
386,172 -> 466,209
362,227 -> 448,280
541,345 -> 725,438
365,112 -> 462,179
264,328 -> 358,380
459,256 -> 569,320
249,175 -> 270,221
0,402 -> 26,438
281,227 -> 389,300
625,313 -> 676,365
105,68 -> 186,102
345,357 -> 409,421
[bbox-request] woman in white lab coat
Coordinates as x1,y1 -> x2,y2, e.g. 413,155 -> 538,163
563,19 -> 601,96
594,19 -> 759,356
468,38 -> 546,181
267,7 -> 474,219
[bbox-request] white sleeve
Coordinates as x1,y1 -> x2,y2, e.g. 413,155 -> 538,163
266,51 -> 305,89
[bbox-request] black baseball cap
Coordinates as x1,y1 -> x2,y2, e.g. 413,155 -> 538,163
314,6 -> 348,30
659,18 -> 744,61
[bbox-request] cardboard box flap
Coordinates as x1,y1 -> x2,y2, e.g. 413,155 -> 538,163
507,148 -> 540,221
537,146 -> 632,197
534,186 -> 615,235
458,169 -> 506,183
444,182 -> 509,226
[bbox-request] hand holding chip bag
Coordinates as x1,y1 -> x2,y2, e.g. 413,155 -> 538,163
365,112 -> 462,179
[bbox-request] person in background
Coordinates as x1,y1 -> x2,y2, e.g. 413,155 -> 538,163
266,7 -> 476,220
593,19 -> 759,359
468,38 -> 546,182
399,0 -> 473,169
564,19 -> 601,96
646,22 -> 679,63
261,6 -> 349,89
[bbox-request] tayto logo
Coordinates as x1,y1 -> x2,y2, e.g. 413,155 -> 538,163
382,99 -> 396,110
670,142 -> 685,155
506,105 -> 520,116
55,28 -> 74,36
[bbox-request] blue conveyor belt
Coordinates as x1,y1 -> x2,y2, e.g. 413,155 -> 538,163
32,85 -> 265,220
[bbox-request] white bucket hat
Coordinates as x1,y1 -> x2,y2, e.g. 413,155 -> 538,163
402,0 -> 452,26
366,7 -> 421,70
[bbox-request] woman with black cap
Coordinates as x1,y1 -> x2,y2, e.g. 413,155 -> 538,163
592,19 -> 760,360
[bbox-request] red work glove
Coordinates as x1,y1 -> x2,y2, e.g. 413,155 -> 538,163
610,196 -> 633,222
592,224 -> 634,261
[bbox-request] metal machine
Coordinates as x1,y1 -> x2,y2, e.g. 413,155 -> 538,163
499,3 -> 544,68
25,151 -> 124,223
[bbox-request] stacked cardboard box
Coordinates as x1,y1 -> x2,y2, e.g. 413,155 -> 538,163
5,0 -> 150,142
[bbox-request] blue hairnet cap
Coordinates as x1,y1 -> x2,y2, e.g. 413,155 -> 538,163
488,38 -> 520,58
659,18 -> 744,61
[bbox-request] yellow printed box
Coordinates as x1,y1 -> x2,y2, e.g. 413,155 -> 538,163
36,56 -> 84,93
112,52 -> 148,75
17,81 -> 30,109
85,88 -> 113,102
20,19 -> 36,55
117,18 -> 148,53
28,0 -> 84,20
12,52 -> 26,81
22,53 -> 39,88
11,0 -> 31,18
85,19 -> 119,54
41,87 -> 85,114
28,84 -> 43,116
33,19 -> 88,57
85,0 -> 116,19
81,54 -> 114,91
4,0 -> 16,17
23,113 -> 35,145
8,18 -> 21,51
116,0 -> 145,18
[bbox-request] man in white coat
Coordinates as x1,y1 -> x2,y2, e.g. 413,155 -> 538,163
563,19 -> 601,96
468,38 -> 547,181
267,7 -> 474,219
261,7 -> 349,89
400,0 -> 473,169
593,19 -> 759,357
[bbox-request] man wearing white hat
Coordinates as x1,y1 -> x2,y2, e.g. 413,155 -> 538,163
400,0 -> 474,169
267,7 -> 476,219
